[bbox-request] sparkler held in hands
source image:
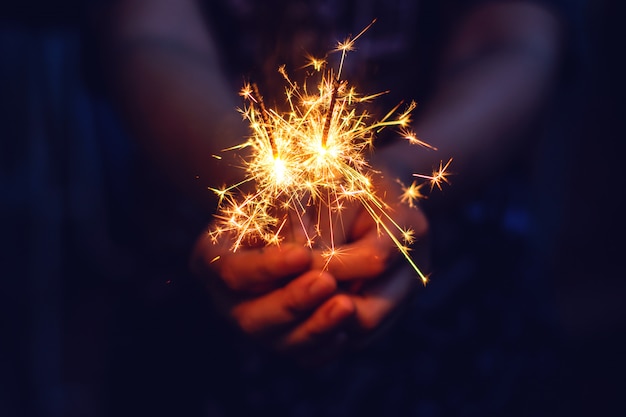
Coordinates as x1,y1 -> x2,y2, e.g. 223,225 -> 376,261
209,22 -> 451,285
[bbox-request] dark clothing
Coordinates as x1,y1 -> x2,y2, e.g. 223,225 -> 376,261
137,1 -> 566,416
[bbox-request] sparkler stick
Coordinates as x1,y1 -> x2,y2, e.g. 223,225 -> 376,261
321,81 -> 339,148
209,22 -> 451,284
251,83 -> 278,158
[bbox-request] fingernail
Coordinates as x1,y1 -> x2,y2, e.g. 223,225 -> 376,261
328,297 -> 354,321
307,273 -> 334,296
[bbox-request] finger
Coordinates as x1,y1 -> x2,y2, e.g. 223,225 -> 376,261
274,294 -> 355,353
198,241 -> 313,292
311,206 -> 428,281
311,229 -> 398,280
348,265 -> 418,345
230,271 -> 337,337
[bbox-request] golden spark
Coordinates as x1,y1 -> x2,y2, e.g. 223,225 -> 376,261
210,22 -> 449,285
413,158 -> 453,191
399,180 -> 427,208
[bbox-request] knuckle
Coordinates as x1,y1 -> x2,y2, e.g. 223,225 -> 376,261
231,306 -> 259,336
329,295 -> 355,321
357,305 -> 386,333
357,309 -> 383,333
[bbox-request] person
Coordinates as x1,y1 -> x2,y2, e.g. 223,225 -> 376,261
0,0 -> 570,416
106,0 -> 562,363
98,0 -> 562,414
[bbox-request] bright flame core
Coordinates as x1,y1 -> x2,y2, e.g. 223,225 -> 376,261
209,22 -> 450,284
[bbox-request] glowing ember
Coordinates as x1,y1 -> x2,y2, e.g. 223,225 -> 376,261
209,21 -> 450,284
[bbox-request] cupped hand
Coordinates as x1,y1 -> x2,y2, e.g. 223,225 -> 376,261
190,233 -> 356,364
191,171 -> 430,362
310,174 -> 430,346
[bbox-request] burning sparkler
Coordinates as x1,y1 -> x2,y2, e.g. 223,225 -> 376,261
209,22 -> 451,284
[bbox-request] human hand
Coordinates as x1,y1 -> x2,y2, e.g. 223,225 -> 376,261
191,172 -> 429,362
190,233 -> 357,364
310,173 -> 430,347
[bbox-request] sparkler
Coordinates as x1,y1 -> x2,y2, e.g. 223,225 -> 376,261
209,22 -> 451,284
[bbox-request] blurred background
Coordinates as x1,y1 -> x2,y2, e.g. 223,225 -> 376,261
1,1 -> 625,416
